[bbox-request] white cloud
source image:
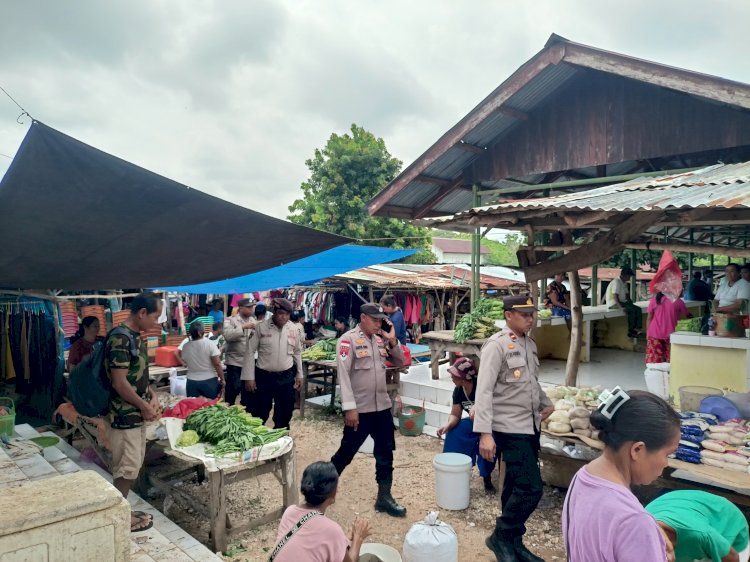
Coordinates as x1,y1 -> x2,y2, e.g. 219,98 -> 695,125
1,0 -> 750,218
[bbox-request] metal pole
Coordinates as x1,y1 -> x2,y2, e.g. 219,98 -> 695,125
591,264 -> 598,306
471,185 -> 480,307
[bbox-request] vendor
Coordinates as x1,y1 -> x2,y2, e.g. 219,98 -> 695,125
437,357 -> 497,493
646,490 -> 749,562
545,273 -> 572,331
290,311 -> 306,342
606,267 -> 643,338
68,316 -> 100,370
208,299 -> 224,324
334,316 -> 348,338
563,388 -> 681,561
714,263 -> 750,313
379,295 -> 407,345
272,461 -> 372,562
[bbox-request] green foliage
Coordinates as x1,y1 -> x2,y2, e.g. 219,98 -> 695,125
288,124 -> 432,257
432,229 -> 525,266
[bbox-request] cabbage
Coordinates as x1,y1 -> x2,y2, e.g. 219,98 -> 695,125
177,429 -> 200,447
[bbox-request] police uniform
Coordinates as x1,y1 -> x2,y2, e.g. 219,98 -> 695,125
330,303 -> 407,517
241,298 -> 302,429
474,295 -> 552,561
223,298 -> 256,406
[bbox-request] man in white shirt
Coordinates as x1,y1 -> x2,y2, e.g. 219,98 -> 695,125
714,264 -> 750,313
606,267 -> 643,337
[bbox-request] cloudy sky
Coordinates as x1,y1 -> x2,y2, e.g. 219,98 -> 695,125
1,1 -> 749,220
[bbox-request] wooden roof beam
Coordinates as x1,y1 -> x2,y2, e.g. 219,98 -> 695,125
415,174 -> 452,187
495,106 -> 529,121
413,177 -> 467,220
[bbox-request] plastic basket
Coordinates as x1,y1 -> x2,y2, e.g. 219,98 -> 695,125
396,397 -> 425,437
0,397 -> 15,438
678,386 -> 723,412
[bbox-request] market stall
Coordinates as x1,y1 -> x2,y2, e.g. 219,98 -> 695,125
670,332 -> 750,404
540,385 -> 750,507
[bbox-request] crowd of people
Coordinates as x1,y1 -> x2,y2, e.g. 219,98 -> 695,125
65,276 -> 750,558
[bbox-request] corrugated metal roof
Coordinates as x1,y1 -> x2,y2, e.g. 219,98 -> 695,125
328,263 -> 525,290
455,162 -> 750,217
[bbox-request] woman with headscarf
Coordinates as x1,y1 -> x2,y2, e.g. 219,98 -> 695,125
436,357 -> 498,493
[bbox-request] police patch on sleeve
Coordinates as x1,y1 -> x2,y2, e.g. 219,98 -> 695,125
339,340 -> 351,360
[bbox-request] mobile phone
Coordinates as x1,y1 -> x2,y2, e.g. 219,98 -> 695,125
381,318 -> 391,332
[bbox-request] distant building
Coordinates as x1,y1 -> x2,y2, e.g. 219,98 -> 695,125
431,238 -> 490,264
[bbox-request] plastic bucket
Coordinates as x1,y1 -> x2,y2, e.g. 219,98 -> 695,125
396,397 -> 425,437
678,386 -> 723,412
433,452 -> 472,510
359,543 -> 402,562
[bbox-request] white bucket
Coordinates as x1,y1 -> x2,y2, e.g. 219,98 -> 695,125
360,543 -> 402,562
644,365 -> 669,400
359,435 -> 375,454
432,453 -> 472,510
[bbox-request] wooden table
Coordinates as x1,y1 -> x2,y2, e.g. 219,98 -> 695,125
541,432 -> 750,507
148,442 -> 298,553
149,365 -> 188,387
300,359 -> 403,417
420,330 -> 487,379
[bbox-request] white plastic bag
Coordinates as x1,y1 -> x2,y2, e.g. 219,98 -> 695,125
402,512 -> 458,562
644,363 -> 670,399
169,367 -> 188,396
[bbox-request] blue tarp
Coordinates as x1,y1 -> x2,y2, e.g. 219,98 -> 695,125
155,245 -> 417,294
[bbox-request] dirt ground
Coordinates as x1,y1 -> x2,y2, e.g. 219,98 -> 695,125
147,412 -> 567,561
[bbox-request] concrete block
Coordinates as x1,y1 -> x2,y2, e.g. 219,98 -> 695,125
0,471 -> 130,561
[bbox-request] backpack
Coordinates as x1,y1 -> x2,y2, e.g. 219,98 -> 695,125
68,326 -> 139,417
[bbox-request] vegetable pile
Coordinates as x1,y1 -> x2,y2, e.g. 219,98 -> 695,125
302,338 -> 337,361
538,309 -> 553,319
454,298 -> 505,343
541,386 -> 604,440
180,404 -> 288,457
675,317 -> 701,332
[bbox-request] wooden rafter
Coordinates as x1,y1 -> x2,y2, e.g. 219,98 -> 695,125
413,177 -> 467,220
454,141 -> 485,154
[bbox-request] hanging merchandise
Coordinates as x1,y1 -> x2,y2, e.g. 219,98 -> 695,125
59,301 -> 79,338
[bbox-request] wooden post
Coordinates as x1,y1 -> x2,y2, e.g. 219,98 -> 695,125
281,448 -> 299,507
223,294 -> 229,319
591,264 -> 598,306
208,469 -> 227,553
630,249 -> 637,301
368,286 -> 374,303
565,268 -> 583,387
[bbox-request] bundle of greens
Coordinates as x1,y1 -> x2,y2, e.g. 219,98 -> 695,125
454,298 -> 505,343
182,404 -> 288,457
302,338 -> 337,361
675,317 -> 702,333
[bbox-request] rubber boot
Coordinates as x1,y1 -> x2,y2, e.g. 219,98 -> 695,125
483,475 -> 497,494
374,481 -> 406,517
513,537 -> 545,562
485,531 -> 520,562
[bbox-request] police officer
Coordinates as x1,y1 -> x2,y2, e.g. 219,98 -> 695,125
474,295 -> 554,562
330,303 -> 407,517
241,298 -> 302,429
223,298 -> 256,406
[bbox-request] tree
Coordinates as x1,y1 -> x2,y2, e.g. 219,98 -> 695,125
288,124 -> 432,261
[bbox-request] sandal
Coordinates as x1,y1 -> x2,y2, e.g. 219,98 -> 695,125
131,511 -> 154,533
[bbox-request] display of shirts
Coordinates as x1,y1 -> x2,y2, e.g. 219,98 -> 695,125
647,297 -> 690,340
605,277 -> 628,307
181,337 -> 220,381
563,467 -> 667,562
646,490 -> 749,562
715,278 -> 750,307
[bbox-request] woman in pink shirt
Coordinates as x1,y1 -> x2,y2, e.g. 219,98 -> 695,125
563,388 -> 681,562
646,292 -> 690,364
271,461 -> 371,562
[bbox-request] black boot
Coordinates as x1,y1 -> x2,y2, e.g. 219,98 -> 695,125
513,537 -> 545,562
485,532 -> 520,562
374,481 -> 406,517
483,475 -> 496,494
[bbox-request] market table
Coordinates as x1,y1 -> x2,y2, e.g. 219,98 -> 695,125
148,421 -> 298,553
541,431 -> 750,507
420,330 -> 487,380
300,359 -> 403,416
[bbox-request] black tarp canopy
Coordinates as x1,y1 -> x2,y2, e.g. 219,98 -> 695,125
0,122 -> 347,290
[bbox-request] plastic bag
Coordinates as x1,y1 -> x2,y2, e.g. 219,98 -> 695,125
403,512 -> 458,562
169,367 -> 188,396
